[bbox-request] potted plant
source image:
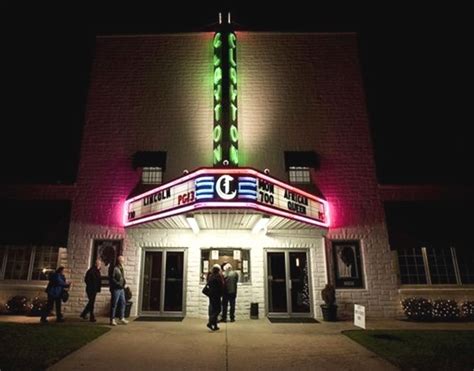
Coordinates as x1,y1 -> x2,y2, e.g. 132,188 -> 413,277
320,284 -> 337,321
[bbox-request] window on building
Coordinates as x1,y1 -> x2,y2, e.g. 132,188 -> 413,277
4,246 -> 32,280
141,167 -> 163,185
284,151 -> 320,185
386,201 -> 474,286
398,247 -> 428,284
0,245 -> 59,281
200,248 -> 250,283
454,246 -> 474,284
132,151 -> 167,185
288,167 -> 311,184
426,247 -> 457,284
397,246 -> 472,285
32,246 -> 59,280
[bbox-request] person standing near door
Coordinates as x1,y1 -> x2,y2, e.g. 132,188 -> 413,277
206,264 -> 224,331
80,259 -> 102,322
109,255 -> 129,326
221,263 -> 238,322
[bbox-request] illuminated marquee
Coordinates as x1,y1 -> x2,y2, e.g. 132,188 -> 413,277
213,24 -> 238,166
124,168 -> 329,228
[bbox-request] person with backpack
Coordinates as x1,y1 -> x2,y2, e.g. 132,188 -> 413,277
40,266 -> 71,323
80,259 -> 102,322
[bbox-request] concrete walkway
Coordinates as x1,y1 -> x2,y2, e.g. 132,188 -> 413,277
44,317 -> 398,371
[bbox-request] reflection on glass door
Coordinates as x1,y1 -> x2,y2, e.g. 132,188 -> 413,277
266,250 -> 311,316
268,252 -> 287,312
142,251 -> 162,311
164,252 -> 184,311
141,250 -> 184,315
289,252 -> 310,313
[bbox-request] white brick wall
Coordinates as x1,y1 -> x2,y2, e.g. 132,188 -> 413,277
124,228 -> 326,319
29,32 -> 401,319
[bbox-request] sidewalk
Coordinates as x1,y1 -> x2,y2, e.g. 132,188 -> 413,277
44,317 -> 397,371
3,315 -> 474,370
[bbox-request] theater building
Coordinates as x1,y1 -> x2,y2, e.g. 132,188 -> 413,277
2,21 -> 472,320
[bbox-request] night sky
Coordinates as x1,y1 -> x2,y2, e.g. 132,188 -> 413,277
1,4 -> 472,185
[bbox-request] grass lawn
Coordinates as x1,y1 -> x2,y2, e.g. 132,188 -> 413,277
0,322 -> 110,370
344,330 -> 474,370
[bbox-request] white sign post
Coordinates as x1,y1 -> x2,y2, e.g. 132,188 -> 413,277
354,304 -> 366,329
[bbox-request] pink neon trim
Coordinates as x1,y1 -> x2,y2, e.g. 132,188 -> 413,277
127,167 -> 326,203
125,201 -> 329,228
124,204 -> 196,227
123,167 -> 331,228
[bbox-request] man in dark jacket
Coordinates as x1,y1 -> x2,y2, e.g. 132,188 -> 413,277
109,255 -> 129,326
80,259 -> 102,322
207,264 -> 224,331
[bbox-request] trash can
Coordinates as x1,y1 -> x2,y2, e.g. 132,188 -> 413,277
250,302 -> 259,319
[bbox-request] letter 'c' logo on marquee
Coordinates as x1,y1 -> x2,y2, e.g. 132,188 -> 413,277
216,175 -> 236,200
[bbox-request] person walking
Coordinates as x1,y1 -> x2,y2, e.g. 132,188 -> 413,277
109,255 -> 129,326
206,264 -> 224,331
221,263 -> 239,322
40,266 -> 71,323
80,259 -> 102,322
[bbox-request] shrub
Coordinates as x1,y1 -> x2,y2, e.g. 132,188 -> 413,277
432,299 -> 460,321
321,284 -> 336,305
28,296 -> 49,316
5,296 -> 30,315
401,297 -> 433,321
461,301 -> 474,320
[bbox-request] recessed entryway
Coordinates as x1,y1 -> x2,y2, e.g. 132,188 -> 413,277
140,249 -> 186,316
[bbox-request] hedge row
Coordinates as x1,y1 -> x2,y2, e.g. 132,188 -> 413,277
401,297 -> 474,321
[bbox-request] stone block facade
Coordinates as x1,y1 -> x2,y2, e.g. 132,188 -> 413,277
2,32 -> 403,319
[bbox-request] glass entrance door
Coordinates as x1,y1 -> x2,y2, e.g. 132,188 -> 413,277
141,250 -> 185,315
267,250 -> 311,316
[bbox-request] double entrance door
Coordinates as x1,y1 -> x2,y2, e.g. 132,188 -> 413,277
140,249 -> 185,316
266,250 -> 312,317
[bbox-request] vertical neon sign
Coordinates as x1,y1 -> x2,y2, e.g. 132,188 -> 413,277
213,15 -> 238,167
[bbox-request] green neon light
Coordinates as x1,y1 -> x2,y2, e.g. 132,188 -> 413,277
212,30 -> 238,167
214,67 -> 222,86
214,84 -> 222,102
230,85 -> 237,102
230,103 -> 237,122
214,103 -> 222,122
228,33 -> 236,48
213,125 -> 222,142
213,145 -> 222,164
230,125 -> 238,143
230,145 -> 238,165
213,33 -> 222,48
229,67 -> 237,85
229,48 -> 236,67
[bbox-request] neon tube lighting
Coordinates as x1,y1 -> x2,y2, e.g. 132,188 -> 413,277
124,168 -> 330,228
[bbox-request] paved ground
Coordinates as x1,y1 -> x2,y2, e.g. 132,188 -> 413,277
2,315 -> 474,370
47,317 -> 394,371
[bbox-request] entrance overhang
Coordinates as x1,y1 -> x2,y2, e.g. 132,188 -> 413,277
124,167 -> 330,230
